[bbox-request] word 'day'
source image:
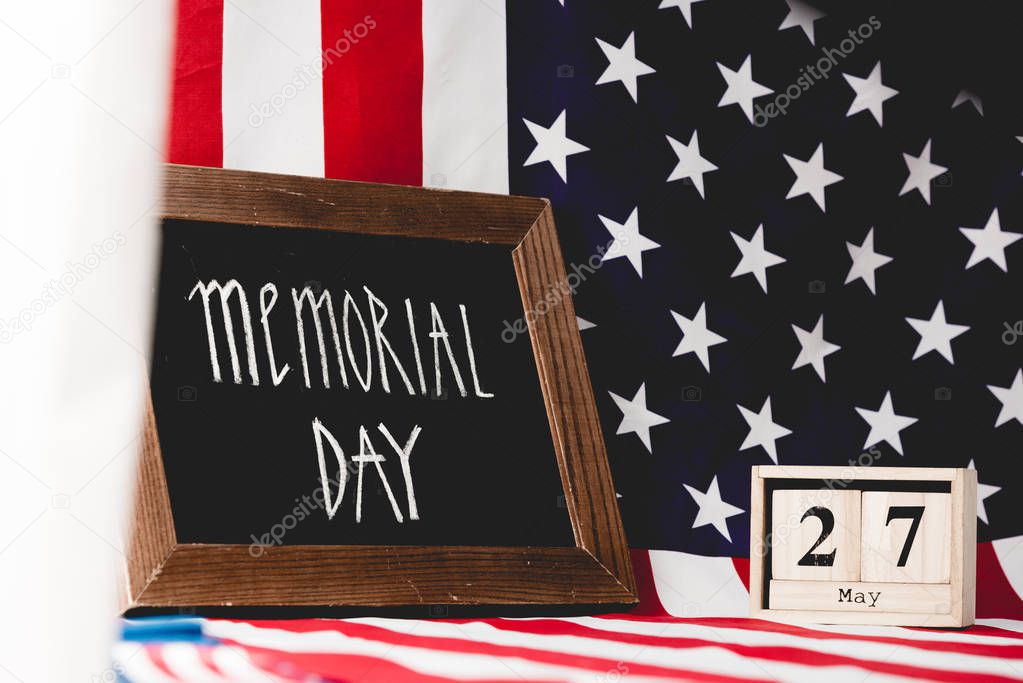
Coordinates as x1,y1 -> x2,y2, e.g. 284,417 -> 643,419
311,419 -> 421,523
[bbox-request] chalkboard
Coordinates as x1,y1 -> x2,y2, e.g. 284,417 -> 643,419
151,219 -> 573,547
126,165 -> 635,611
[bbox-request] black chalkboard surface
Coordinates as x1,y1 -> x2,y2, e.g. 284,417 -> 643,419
126,165 -> 635,611
151,219 -> 573,547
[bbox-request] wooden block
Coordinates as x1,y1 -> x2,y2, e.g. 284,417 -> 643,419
860,491 -> 951,583
770,580 -> 952,614
771,489 -> 861,581
960,469 -> 978,625
749,466 -> 976,627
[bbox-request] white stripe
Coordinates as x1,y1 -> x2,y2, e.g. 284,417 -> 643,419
566,617 -> 1023,678
113,643 -> 179,683
422,0 -> 509,193
222,0 -> 325,177
343,617 -> 915,683
206,620 -> 679,683
160,643 -> 227,682
793,620 -> 1023,645
648,549 -> 749,617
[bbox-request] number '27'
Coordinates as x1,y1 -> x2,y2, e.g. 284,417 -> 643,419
797,505 -> 924,567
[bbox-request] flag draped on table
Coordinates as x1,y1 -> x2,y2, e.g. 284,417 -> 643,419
123,0 -> 1023,679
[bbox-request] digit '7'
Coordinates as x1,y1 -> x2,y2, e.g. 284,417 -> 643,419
886,505 -> 924,567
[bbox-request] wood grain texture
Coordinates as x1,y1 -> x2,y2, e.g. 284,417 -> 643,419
512,205 -> 635,595
770,580 -> 952,614
163,164 -> 546,245
756,465 -> 958,482
748,466 -> 767,616
750,608 -> 968,628
125,394 -> 176,607
127,165 -> 636,611
952,468 -> 977,625
134,546 -> 632,607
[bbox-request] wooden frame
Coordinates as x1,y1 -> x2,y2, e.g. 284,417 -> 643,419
749,465 -> 976,627
125,164 -> 636,612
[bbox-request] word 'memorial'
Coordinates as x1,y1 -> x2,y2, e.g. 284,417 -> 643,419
187,278 -> 495,400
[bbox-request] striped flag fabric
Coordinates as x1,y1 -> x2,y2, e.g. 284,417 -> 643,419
116,609 -> 1023,681
126,0 -> 1023,680
169,0 -> 508,192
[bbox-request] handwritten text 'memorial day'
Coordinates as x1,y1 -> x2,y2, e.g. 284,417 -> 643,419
187,278 -> 496,524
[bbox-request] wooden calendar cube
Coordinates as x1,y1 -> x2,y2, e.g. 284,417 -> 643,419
750,466 -> 976,627
860,491 -> 951,584
771,489 -> 861,582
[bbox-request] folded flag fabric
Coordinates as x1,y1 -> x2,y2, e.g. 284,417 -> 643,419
116,609 -> 1023,681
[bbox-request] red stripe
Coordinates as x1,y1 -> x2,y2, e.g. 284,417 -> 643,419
219,622 -> 768,682
977,540 -> 1023,620
732,556 -> 751,592
167,0 -> 223,167
601,614 -> 1023,656
145,644 -> 179,678
628,548 -> 669,616
320,0 -> 423,185
196,645 -> 227,676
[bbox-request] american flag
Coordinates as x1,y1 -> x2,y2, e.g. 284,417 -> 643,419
121,0 -> 1023,680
